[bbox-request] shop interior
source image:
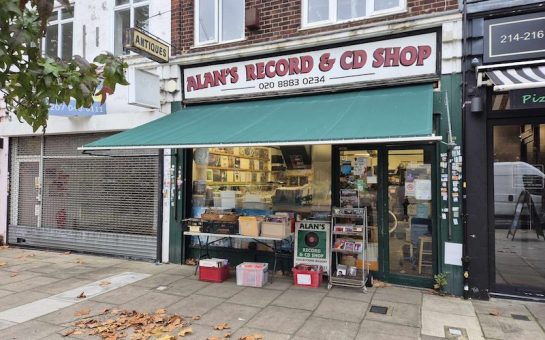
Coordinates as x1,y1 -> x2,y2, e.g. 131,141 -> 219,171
187,145 -> 434,279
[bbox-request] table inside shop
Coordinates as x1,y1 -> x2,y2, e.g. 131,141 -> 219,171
183,232 -> 291,282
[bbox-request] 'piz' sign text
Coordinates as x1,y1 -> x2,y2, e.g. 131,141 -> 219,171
183,32 -> 437,100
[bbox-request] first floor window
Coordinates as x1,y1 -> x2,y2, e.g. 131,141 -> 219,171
303,0 -> 404,27
196,0 -> 245,45
43,8 -> 73,60
114,0 -> 149,56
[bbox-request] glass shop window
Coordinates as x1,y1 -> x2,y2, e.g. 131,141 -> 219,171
114,0 -> 149,56
43,8 -> 73,60
195,0 -> 245,45
191,145 -> 332,218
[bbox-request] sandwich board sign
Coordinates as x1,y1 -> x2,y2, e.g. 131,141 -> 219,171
294,220 -> 330,274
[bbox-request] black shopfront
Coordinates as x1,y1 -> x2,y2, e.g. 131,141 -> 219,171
464,0 -> 545,300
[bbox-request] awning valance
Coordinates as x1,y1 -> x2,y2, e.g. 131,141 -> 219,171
479,63 -> 545,92
81,84 -> 437,151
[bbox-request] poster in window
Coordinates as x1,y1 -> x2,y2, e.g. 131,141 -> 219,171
415,179 -> 432,200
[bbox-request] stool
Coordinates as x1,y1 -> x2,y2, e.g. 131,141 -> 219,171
418,236 -> 433,274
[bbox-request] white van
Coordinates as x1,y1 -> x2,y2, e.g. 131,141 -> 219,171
494,161 -> 545,219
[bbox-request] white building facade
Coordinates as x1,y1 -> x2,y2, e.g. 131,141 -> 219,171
0,0 -> 177,261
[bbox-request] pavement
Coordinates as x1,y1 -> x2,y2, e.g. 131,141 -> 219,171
0,247 -> 545,340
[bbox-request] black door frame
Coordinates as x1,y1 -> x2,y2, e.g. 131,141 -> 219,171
487,115 -> 545,296
332,142 -> 437,287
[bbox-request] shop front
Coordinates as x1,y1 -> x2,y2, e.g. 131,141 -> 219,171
83,29 -> 463,291
465,6 -> 545,300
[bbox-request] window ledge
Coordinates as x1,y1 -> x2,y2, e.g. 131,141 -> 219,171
299,8 -> 408,31
191,37 -> 247,50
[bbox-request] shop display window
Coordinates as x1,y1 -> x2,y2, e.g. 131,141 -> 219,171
191,145 -> 331,218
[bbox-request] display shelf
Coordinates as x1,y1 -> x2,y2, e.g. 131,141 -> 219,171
206,182 -> 274,186
331,248 -> 361,255
209,151 -> 269,161
329,206 -> 368,292
205,166 -> 271,172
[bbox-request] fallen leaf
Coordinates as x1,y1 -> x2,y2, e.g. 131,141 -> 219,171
155,308 -> 167,314
214,323 -> 230,330
100,308 -> 110,315
224,332 -> 232,338
10,272 -> 17,277
74,308 -> 91,317
61,329 -> 75,337
239,335 -> 264,340
77,291 -> 87,299
192,315 -> 201,320
99,280 -> 111,287
489,310 -> 500,316
207,337 -> 223,340
0,261 -> 6,267
157,336 -> 175,340
179,327 -> 193,337
63,251 -> 71,255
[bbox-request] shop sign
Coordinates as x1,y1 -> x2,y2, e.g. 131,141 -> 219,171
49,99 -> 106,116
484,12 -> 545,63
294,221 -> 330,273
125,28 -> 169,63
183,32 -> 438,100
509,87 -> 545,109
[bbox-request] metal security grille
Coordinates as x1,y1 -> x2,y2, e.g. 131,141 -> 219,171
17,162 -> 39,227
9,134 -> 160,259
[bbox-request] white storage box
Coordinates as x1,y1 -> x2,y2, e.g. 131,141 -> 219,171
236,262 -> 269,287
261,221 -> 291,238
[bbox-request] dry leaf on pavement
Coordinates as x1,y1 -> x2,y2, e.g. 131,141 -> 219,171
214,323 -> 230,330
0,261 -> 6,267
99,280 -> 111,287
207,337 -> 223,340
10,272 -> 17,277
63,251 -> 71,255
224,332 -> 231,338
61,329 -> 75,337
489,310 -> 500,316
74,308 -> 91,317
239,334 -> 264,340
192,315 -> 201,320
77,291 -> 87,299
179,327 -> 193,337
157,336 -> 175,340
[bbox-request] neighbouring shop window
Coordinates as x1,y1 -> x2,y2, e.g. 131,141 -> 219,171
303,0 -> 405,27
191,146 -> 331,218
195,0 -> 245,45
43,8 -> 73,60
114,0 -> 149,56
388,149 -> 433,278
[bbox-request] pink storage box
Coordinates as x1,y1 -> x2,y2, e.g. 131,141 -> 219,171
236,262 -> 269,287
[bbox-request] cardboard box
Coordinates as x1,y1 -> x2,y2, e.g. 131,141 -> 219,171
261,221 -> 291,238
239,216 -> 262,237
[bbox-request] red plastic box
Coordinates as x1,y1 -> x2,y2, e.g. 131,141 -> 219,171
292,265 -> 323,288
199,265 -> 230,283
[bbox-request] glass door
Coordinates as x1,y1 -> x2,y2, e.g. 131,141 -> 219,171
492,122 -> 545,298
387,148 -> 434,282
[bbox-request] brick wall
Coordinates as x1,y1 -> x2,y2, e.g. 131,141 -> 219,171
171,0 -> 458,56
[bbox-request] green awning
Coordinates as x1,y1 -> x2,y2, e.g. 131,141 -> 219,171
82,84 -> 438,150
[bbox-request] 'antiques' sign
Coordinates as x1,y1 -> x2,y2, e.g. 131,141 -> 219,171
294,221 -> 331,274
510,87 -> 545,109
125,28 -> 169,63
183,32 -> 438,100
484,13 -> 545,63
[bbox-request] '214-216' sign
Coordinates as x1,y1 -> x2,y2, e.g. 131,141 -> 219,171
183,32 -> 437,100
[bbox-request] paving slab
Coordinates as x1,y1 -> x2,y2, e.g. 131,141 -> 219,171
0,319 -> 64,340
295,316 -> 360,339
356,319 -> 420,339
472,298 -> 531,318
477,313 -> 545,339
421,309 -> 484,340
25,262 -> 81,276
34,278 -> 94,295
0,275 -> 59,292
313,296 -> 368,322
193,302 -> 260,331
0,288 -> 14,298
73,266 -> 128,280
166,294 -> 225,317
118,291 -> 182,314
0,270 -> 41,285
373,286 -> 423,305
261,277 -> 293,291
271,288 -> 326,311
231,326 -> 291,340
195,281 -> 245,298
365,299 -> 421,328
112,262 -> 171,274
0,297 -> 74,323
37,300 -> 114,325
246,305 -> 311,334
0,290 -> 50,312
159,278 -> 211,297
131,273 -> 183,288
90,285 -> 151,305
227,287 -> 283,308
423,294 -> 475,317
0,319 -> 17,331
327,286 -> 374,302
